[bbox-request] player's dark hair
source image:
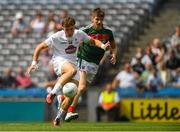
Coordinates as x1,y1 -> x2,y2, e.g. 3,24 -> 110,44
62,16 -> 76,27
91,7 -> 105,18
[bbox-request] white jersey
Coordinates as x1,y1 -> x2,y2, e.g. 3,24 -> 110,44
45,29 -> 91,64
116,71 -> 136,89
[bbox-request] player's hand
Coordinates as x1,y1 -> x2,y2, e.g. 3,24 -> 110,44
26,64 -> 38,75
104,41 -> 111,51
110,53 -> 116,65
101,41 -> 110,50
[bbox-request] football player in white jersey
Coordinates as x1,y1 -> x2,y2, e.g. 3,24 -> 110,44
55,8 -> 117,125
27,17 -> 109,126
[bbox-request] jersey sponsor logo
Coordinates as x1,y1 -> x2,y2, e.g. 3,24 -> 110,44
89,34 -> 110,41
65,45 -> 77,54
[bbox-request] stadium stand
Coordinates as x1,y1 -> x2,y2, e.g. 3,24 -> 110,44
0,0 -> 160,86
0,0 -> 180,123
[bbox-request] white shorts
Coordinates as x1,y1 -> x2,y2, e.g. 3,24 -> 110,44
52,57 -> 79,81
77,58 -> 99,83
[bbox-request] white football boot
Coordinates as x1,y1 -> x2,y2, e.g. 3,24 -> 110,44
65,112 -> 79,122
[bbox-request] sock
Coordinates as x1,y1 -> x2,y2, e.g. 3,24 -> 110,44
61,95 -> 65,102
51,83 -> 62,95
56,108 -> 66,120
57,95 -> 65,110
68,106 -> 75,113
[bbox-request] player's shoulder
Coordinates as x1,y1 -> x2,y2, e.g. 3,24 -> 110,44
73,29 -> 86,38
49,30 -> 65,38
75,29 -> 87,35
74,29 -> 82,34
80,24 -> 93,31
56,30 -> 65,36
103,25 -> 113,32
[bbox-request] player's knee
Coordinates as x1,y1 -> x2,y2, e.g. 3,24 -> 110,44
68,68 -> 77,76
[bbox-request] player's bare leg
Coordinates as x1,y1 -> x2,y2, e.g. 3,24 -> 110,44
46,62 -> 77,104
53,79 -> 79,126
53,97 -> 72,126
65,71 -> 87,121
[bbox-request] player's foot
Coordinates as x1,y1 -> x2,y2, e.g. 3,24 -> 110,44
46,93 -> 55,104
65,112 -> 79,122
53,118 -> 60,126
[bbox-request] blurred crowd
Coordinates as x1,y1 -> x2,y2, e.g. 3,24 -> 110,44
0,9 -> 69,89
112,25 -> 180,93
1,9 -> 179,92
11,9 -> 68,37
0,4 -> 179,123
0,66 -> 34,89
97,28 -> 180,120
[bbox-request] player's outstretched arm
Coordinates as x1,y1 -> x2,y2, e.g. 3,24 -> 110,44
27,42 -> 48,74
89,39 -> 110,50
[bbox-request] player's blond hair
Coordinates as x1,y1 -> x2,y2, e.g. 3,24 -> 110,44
62,16 -> 76,27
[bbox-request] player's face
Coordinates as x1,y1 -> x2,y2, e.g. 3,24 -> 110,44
63,25 -> 75,37
92,16 -> 103,29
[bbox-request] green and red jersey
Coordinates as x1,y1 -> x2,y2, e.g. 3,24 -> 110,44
77,24 -> 114,65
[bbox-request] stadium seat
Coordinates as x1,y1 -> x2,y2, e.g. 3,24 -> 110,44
0,0 -> 157,85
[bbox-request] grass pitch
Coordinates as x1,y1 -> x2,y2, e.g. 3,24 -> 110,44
0,122 -> 179,131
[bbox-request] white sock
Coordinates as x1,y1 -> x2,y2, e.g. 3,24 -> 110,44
57,95 -> 63,110
56,108 -> 66,120
50,83 -> 62,95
